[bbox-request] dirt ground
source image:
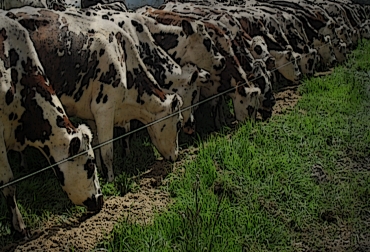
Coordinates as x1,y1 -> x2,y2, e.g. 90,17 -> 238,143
2,162 -> 172,252
2,87 -> 302,251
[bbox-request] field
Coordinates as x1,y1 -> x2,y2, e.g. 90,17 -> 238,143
1,40 -> 370,251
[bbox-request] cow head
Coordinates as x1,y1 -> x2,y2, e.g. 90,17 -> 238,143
141,14 -> 226,73
319,19 -> 337,41
335,24 -> 352,50
270,49 -> 301,84
180,20 -> 226,72
333,39 -> 347,64
233,86 -> 261,121
168,63 -> 210,135
147,93 -> 183,162
294,46 -> 317,77
360,21 -> 370,39
248,59 -> 275,120
312,34 -> 337,69
56,124 -> 103,212
249,36 -> 270,60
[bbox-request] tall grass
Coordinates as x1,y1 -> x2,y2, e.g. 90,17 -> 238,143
97,40 -> 370,251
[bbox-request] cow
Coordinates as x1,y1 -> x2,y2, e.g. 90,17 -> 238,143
312,34 -> 337,70
292,46 -> 317,77
7,7 -> 184,182
159,3 -> 300,83
360,20 -> 370,39
78,9 -> 211,134
138,7 -> 274,125
248,36 -> 275,69
270,48 -> 301,84
73,9 -> 211,155
0,13 -> 102,238
332,39 -> 347,64
247,59 -> 275,119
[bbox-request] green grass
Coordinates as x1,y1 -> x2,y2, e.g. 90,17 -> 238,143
96,40 -> 370,251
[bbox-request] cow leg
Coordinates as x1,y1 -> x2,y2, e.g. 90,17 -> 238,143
212,96 -> 225,130
85,120 -> 105,177
0,142 -> 29,238
19,151 -> 27,169
124,122 -> 131,156
14,151 -> 28,170
94,115 -> 115,183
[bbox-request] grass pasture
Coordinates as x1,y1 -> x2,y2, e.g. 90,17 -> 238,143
0,41 -> 369,251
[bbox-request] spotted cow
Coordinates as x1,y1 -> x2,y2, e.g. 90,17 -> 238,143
269,48 -> 301,84
248,35 -> 275,70
7,7 -> 184,182
332,39 -> 347,64
247,59 -> 275,119
292,46 -> 317,77
79,9 -> 211,135
312,34 -> 337,70
139,7 -> 275,125
0,13 -> 102,238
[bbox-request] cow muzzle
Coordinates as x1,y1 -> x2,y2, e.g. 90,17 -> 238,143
84,194 -> 104,212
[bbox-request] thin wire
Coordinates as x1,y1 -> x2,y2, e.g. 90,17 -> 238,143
0,43 -> 328,190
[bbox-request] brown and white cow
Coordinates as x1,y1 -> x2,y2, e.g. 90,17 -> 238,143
0,13 -> 102,238
7,7 -> 184,182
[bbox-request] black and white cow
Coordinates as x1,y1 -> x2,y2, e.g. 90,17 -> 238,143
138,7 -> 272,126
77,9 -> 211,135
0,13 -> 102,238
7,7 -> 184,182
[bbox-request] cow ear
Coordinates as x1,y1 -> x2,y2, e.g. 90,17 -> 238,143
190,70 -> 199,85
69,137 -> 81,157
304,45 -> 309,54
182,20 -> 195,36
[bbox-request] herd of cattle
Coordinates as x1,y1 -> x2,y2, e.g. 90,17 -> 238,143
0,0 -> 369,239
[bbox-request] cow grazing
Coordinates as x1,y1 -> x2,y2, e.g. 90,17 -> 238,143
7,7 -> 184,182
79,10 -> 211,134
270,48 -> 301,84
247,59 -> 275,120
293,46 -> 317,77
139,7 -> 273,125
312,34 -> 337,70
0,13 -> 102,238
